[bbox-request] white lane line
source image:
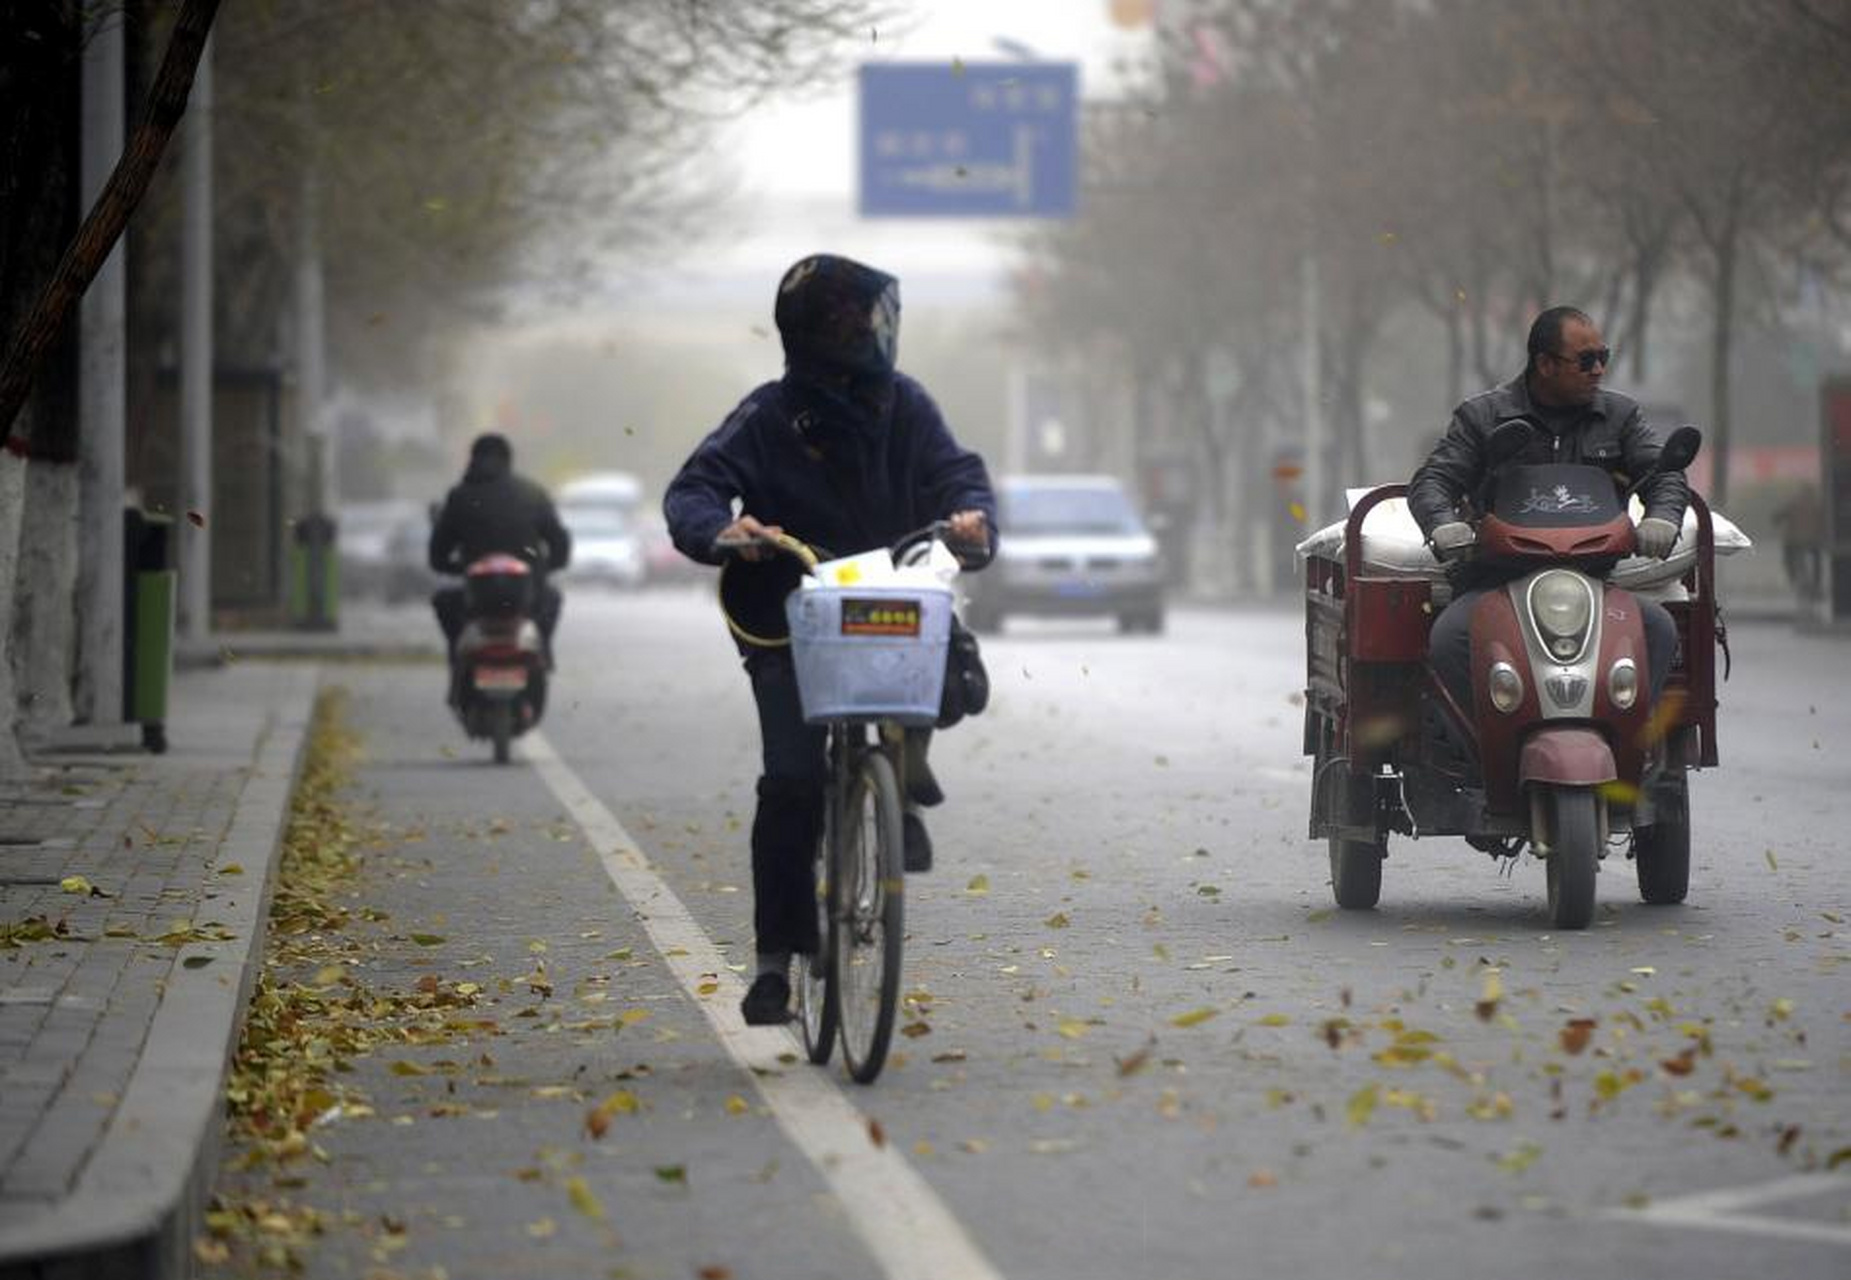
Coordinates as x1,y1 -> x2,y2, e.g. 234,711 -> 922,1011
521,731 -> 1005,1280
1604,1173 -> 1851,1248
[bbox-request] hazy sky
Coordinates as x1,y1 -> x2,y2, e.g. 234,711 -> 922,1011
629,1 -> 1157,305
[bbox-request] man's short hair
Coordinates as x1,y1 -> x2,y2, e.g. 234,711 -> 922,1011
470,432 -> 513,465
1527,307 -> 1593,370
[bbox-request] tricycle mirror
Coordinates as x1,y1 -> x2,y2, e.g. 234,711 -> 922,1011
1659,425 -> 1702,473
1486,418 -> 1535,467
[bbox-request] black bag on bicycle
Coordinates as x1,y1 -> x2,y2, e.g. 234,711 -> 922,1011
937,616 -> 990,728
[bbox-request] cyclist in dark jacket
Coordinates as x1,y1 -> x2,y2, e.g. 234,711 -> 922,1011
428,433 -> 571,690
1410,306 -> 1689,713
664,253 -> 997,1026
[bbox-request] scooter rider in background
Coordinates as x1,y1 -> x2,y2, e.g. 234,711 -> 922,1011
663,253 -> 997,1027
428,433 -> 572,699
1410,306 -> 1691,715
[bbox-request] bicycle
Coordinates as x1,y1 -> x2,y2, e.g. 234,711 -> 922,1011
714,522 -> 977,1083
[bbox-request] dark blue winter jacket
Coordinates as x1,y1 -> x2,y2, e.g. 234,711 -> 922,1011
663,372 -> 996,642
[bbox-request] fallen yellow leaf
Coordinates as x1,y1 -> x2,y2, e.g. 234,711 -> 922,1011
566,1176 -> 605,1220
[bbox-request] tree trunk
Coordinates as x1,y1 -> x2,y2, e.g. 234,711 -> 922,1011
0,450 -> 30,778
12,460 -> 79,735
0,0 -> 222,443
1707,228 -> 1737,507
1445,302 -> 1463,409
1628,254 -> 1655,383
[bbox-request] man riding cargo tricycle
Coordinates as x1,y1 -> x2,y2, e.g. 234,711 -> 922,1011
1300,421 -> 1736,930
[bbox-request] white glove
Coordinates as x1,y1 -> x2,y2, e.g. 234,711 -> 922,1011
1635,517 -> 1679,560
1429,521 -> 1476,563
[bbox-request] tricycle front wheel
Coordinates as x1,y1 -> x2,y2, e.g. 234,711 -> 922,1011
1543,786 -> 1599,930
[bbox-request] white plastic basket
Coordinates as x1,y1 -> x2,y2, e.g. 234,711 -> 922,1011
785,585 -> 953,726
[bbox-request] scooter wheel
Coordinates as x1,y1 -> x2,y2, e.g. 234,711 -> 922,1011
489,702 -> 514,765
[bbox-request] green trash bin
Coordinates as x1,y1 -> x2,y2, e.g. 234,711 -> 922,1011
123,508 -> 177,754
289,512 -> 339,631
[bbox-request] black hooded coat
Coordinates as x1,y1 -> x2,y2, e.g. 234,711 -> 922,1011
427,451 -> 571,583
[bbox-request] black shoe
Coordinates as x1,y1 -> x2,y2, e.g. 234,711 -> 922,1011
740,973 -> 793,1025
904,732 -> 945,807
902,811 -> 933,873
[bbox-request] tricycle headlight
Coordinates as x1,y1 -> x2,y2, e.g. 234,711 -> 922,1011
1528,570 -> 1593,660
1608,658 -> 1639,710
1488,661 -> 1524,713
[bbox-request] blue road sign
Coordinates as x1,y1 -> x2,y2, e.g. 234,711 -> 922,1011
859,62 -> 1078,218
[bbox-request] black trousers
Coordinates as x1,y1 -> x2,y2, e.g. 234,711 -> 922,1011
744,649 -> 826,957
1430,585 -> 1676,715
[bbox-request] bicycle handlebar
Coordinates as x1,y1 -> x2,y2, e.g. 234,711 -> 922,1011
711,520 -> 991,571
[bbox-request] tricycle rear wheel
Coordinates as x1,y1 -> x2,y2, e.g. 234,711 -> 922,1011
1329,832 -> 1384,910
1634,772 -> 1690,905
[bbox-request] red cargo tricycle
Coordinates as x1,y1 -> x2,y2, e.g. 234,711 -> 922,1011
1302,426 -> 1725,928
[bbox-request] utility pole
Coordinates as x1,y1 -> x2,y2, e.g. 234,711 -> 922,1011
296,162 -> 329,515
76,11 -> 126,724
1301,252 -> 1324,529
179,35 -> 213,642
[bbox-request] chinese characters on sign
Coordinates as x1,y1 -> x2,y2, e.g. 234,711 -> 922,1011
859,62 -> 1078,218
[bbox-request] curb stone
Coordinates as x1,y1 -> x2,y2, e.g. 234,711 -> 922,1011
0,666 -> 320,1280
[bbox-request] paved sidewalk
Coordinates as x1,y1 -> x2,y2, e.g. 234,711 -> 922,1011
179,600 -> 443,669
0,664 -> 321,1279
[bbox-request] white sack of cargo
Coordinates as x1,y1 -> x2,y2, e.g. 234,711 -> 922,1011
1294,486 -> 1751,588
1294,490 -> 1445,579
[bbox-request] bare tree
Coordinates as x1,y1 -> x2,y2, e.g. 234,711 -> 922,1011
1019,0 -> 1851,545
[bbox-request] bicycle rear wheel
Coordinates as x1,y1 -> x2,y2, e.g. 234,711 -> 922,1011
833,749 -> 904,1083
796,814 -> 836,1064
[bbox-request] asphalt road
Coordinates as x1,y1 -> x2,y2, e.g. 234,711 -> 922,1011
207,588 -> 1850,1280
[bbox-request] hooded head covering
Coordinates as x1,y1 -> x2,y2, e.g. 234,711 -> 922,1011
465,432 -> 512,482
774,255 -> 902,440
775,254 -> 900,377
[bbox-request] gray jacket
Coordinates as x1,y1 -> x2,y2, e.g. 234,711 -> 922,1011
1408,374 -> 1689,539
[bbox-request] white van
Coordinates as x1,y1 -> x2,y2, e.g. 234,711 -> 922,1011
559,471 -> 643,512
558,472 -> 646,589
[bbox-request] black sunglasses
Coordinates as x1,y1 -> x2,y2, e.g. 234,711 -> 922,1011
1552,346 -> 1612,373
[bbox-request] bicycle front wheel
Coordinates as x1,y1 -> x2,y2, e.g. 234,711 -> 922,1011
796,814 -> 836,1064
832,749 -> 904,1083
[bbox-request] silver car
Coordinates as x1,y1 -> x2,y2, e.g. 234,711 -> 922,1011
965,475 -> 1165,634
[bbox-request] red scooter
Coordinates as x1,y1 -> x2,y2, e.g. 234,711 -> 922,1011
1304,424 -> 1715,929
453,554 -> 548,764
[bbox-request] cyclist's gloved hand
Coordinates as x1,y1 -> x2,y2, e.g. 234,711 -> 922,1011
946,509 -> 992,565
1635,517 -> 1679,560
716,514 -> 783,561
1429,521 -> 1476,564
